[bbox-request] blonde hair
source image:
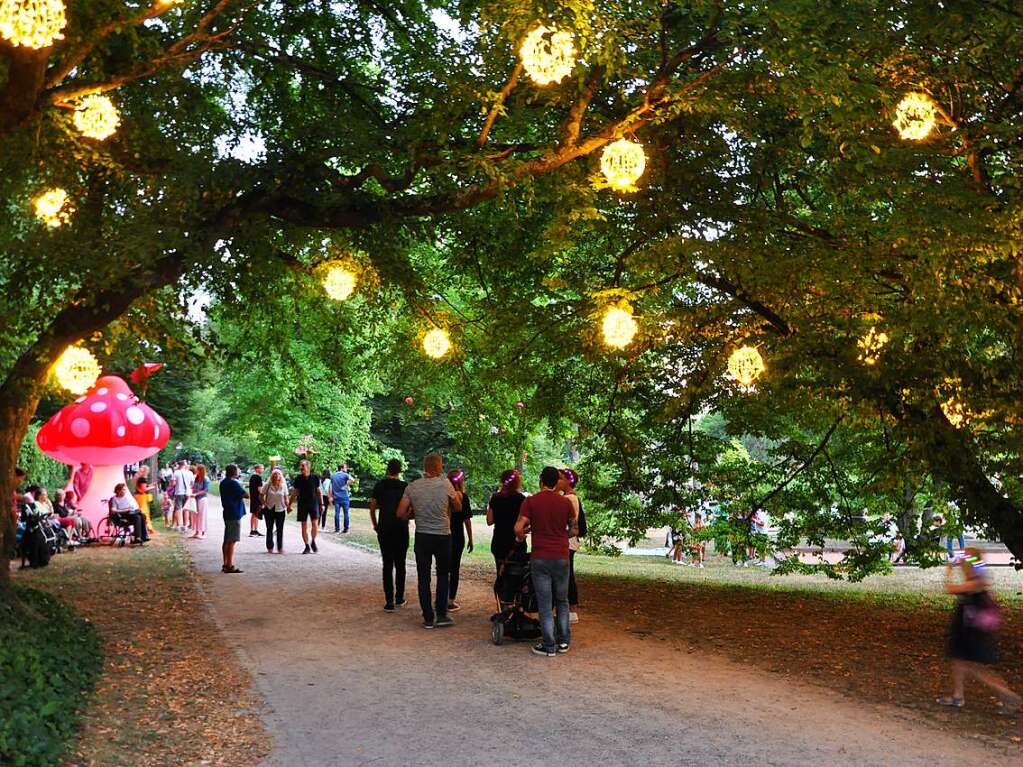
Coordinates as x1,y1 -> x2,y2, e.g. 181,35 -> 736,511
269,469 -> 285,489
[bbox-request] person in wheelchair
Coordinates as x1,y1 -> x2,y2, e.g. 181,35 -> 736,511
62,490 -> 93,540
108,483 -> 149,545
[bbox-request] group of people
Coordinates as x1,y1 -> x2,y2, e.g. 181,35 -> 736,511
11,466 -> 93,566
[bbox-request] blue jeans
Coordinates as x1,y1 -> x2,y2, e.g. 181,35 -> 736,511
530,558 -> 570,651
947,534 -> 965,557
334,496 -> 350,531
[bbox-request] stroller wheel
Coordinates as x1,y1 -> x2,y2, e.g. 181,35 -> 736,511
491,620 -> 505,646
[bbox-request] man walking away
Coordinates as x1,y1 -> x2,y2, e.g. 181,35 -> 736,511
249,465 -> 264,537
219,464 -> 248,573
331,463 -> 352,533
290,460 -> 322,554
515,466 -> 577,657
397,453 -> 462,628
370,459 -> 409,611
171,460 -> 195,532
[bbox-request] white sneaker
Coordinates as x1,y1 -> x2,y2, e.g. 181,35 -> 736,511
569,611 -> 579,623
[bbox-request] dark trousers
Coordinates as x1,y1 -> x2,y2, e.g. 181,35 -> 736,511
264,509 -> 285,551
114,511 -> 147,542
568,549 -> 578,607
378,526 -> 409,605
414,533 -> 451,621
449,525 -> 466,601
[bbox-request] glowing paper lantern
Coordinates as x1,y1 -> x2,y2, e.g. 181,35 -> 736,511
0,0 -> 66,49
422,328 -> 451,359
602,305 -> 638,349
520,24 -> 575,86
53,345 -> 101,395
892,92 -> 937,141
33,187 -> 73,227
73,94 -> 121,140
857,327 -> 889,366
600,138 -> 646,192
941,397 -> 968,427
727,346 -> 765,388
323,266 -> 357,301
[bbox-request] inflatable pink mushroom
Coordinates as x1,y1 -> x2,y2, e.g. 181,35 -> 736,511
36,375 -> 170,529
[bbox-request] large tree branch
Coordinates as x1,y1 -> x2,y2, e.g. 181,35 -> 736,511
477,62 -> 522,149
698,272 -> 793,336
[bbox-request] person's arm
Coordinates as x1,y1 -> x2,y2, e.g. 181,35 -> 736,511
464,516 -> 473,552
567,498 -> 579,539
514,503 -> 530,541
396,495 -> 413,521
943,564 -> 982,594
486,502 -> 495,526
369,498 -> 378,531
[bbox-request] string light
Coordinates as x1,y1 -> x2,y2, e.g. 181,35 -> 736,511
600,138 -> 646,192
892,92 -> 937,141
857,327 -> 889,366
33,187 -> 74,227
520,24 -> 576,86
53,345 -> 101,395
727,346 -> 765,388
602,305 -> 638,349
72,94 -> 121,140
323,266 -> 357,301
0,0 -> 66,49
422,328 -> 451,359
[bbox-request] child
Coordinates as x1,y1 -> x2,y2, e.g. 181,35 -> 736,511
161,492 -> 173,528
691,512 -> 706,568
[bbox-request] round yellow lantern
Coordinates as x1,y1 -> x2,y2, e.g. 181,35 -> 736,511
422,328 -> 451,359
33,187 -> 73,228
520,24 -> 576,86
892,92 -> 937,141
72,94 -> 121,140
856,326 -> 889,366
0,0 -> 66,49
323,266 -> 357,301
727,346 -> 765,388
600,138 -> 646,192
602,305 -> 638,349
54,345 -> 101,395
941,396 -> 967,428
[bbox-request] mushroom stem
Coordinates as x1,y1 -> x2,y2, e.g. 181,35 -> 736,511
68,464 -> 134,530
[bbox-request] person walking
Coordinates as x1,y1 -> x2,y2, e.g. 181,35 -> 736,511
319,469 -> 333,529
369,458 -> 409,610
249,465 -> 264,537
290,460 -> 322,554
559,468 -> 586,623
190,465 -> 210,538
261,469 -> 289,554
514,466 -> 577,657
446,469 -> 474,613
330,463 -> 352,533
170,460 -> 195,532
486,469 -> 527,571
937,548 -> 1020,713
219,464 -> 248,573
396,453 -> 462,628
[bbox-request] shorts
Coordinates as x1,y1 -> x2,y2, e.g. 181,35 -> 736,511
296,505 -> 318,523
173,495 -> 188,511
223,519 -> 241,544
251,504 -> 263,520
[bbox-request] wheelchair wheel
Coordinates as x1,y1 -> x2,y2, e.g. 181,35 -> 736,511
491,620 -> 504,646
94,517 -> 114,544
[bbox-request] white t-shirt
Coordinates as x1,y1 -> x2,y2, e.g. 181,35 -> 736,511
110,494 -> 138,511
172,468 -> 195,496
565,493 -> 581,552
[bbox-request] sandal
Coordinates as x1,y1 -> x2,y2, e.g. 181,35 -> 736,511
223,565 -> 243,574
936,696 -> 964,708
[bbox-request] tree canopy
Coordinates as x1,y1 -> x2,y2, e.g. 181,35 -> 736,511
3,0 -> 1023,580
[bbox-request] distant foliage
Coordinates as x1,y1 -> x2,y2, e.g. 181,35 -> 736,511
17,423 -> 68,491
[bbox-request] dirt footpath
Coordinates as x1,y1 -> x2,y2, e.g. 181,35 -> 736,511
181,501 -> 1017,767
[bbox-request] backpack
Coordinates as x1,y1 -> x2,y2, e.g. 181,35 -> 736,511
576,498 -> 587,539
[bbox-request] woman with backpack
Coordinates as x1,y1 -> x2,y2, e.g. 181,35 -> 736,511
937,547 -> 1020,714
559,468 -> 586,624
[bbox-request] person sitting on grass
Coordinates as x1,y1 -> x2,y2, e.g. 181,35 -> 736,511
219,464 -> 248,573
108,483 -> 148,545
937,547 -> 1020,714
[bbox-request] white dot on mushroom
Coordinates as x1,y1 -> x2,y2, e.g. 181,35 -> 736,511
116,425 -> 126,437
126,406 -> 144,425
71,418 -> 90,438
116,393 -> 128,401
97,387 -> 108,395
90,401 -> 107,413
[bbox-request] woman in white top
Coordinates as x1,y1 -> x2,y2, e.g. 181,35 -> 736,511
260,469 -> 290,554
559,469 -> 583,624
108,483 -> 148,544
319,470 -> 333,528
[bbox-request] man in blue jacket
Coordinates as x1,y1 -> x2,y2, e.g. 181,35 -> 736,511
219,464 -> 248,573
331,463 -> 352,533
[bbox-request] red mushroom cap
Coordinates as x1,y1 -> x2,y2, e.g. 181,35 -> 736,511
36,375 -> 170,465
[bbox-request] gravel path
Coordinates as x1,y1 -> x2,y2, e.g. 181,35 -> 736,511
187,500 -> 1013,767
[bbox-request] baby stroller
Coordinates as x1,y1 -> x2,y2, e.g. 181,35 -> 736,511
490,552 -> 542,645
17,503 -> 54,568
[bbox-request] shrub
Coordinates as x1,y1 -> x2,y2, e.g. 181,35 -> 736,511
0,587 -> 103,767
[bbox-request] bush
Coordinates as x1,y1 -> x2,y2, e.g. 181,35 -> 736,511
17,423 -> 69,492
0,587 -> 103,767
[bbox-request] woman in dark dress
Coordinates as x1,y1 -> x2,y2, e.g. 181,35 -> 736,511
937,547 -> 1020,713
486,469 -> 527,571
446,469 -> 474,612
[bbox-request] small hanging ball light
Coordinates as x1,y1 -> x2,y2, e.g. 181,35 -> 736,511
857,326 -> 889,366
323,266 -> 357,301
727,345 -> 765,388
600,138 -> 646,192
33,187 -> 74,227
602,305 -> 638,349
0,0 -> 66,49
520,24 -> 576,86
422,328 -> 451,359
72,94 -> 121,140
53,345 -> 101,395
941,397 -> 968,428
892,92 -> 937,141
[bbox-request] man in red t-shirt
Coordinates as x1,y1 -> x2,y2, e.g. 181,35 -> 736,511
515,466 -> 578,656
